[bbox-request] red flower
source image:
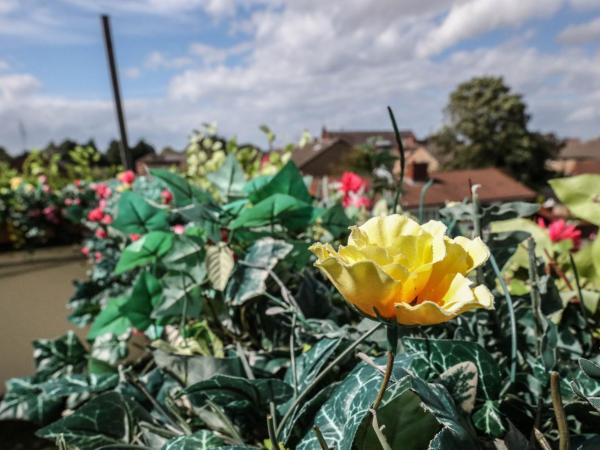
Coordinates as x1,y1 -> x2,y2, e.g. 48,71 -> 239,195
538,218 -> 581,248
101,214 -> 113,225
87,207 -> 104,222
118,170 -> 136,185
130,233 -> 141,241
161,189 -> 173,205
95,228 -> 107,239
94,251 -> 103,263
343,193 -> 372,209
73,179 -> 82,188
340,172 -> 368,194
94,183 -> 111,199
81,246 -> 90,257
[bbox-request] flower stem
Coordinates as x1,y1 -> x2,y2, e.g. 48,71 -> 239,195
551,371 -> 571,450
372,350 -> 394,411
387,106 -> 405,214
489,254 -> 517,390
313,426 -> 331,450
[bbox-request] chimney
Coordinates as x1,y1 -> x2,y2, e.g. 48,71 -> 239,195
406,162 -> 429,182
321,126 -> 328,141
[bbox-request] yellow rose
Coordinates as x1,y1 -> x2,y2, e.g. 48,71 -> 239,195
309,214 -> 494,325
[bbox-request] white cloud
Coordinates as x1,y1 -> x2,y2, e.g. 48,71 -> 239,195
145,51 -> 192,70
569,0 -> 600,10
557,16 -> 600,44
124,67 -> 141,79
418,0 -> 563,57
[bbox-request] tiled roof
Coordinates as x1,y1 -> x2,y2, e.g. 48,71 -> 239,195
560,138 -> 600,160
401,167 -> 536,209
323,129 -> 416,147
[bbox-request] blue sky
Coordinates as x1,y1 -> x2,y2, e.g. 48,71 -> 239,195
1,0 -> 600,154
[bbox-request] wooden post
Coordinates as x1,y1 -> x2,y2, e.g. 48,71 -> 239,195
101,14 -> 133,170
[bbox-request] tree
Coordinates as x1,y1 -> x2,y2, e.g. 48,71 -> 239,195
430,76 -> 562,186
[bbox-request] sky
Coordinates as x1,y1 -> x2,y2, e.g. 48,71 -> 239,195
1,0 -> 600,154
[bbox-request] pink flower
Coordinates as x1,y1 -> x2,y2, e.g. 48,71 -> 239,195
101,214 -> 113,225
64,198 -> 73,206
172,224 -> 185,235
81,246 -> 90,257
42,185 -> 51,193
130,233 -> 141,241
73,179 -> 82,188
539,218 -> 582,248
94,183 -> 111,199
118,170 -> 136,185
38,175 -> 48,185
340,172 -> 368,194
98,199 -> 108,210
95,228 -> 107,239
161,189 -> 173,205
94,251 -> 103,263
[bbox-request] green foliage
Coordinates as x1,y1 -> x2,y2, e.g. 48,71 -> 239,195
111,191 -> 169,234
430,76 -> 561,186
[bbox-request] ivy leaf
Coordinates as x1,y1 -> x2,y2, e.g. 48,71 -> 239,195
206,153 -> 246,199
403,338 -> 501,401
438,361 -> 478,414
230,193 -> 317,231
150,168 -> 213,207
227,237 -> 293,305
355,390 -> 440,450
0,377 -> 64,425
111,191 -> 169,234
36,392 -> 151,450
249,161 -> 311,204
161,430 -> 225,450
549,174 -> 600,225
32,331 -> 87,381
185,375 -> 293,415
206,243 -> 235,291
297,354 -> 415,450
115,231 -> 174,274
87,297 -> 131,340
120,271 -> 162,332
472,400 -> 506,437
153,273 -> 204,320
40,373 -> 118,398
319,203 -> 351,239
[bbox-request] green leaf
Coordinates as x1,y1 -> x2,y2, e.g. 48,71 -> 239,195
249,160 -> 311,204
206,243 -> 235,291
549,174 -> 600,225
227,237 -> 293,305
120,271 -> 162,332
153,348 -> 243,386
319,203 -> 351,238
153,273 -> 204,320
297,354 -> 415,450
111,191 -> 169,234
115,230 -> 174,274
206,153 -> 246,199
40,373 -> 118,398
87,296 -> 131,340
33,331 -> 87,381
403,337 -> 501,401
161,430 -> 225,449
230,193 -> 316,231
0,377 -> 64,424
36,392 -> 151,450
472,400 -> 505,437
185,375 -> 293,415
151,168 -> 213,207
438,361 -> 478,414
355,390 -> 440,450
163,234 -> 206,272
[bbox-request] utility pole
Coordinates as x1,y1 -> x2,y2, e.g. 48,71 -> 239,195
101,14 -> 133,170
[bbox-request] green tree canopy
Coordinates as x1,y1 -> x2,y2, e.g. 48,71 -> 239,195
430,76 -> 562,186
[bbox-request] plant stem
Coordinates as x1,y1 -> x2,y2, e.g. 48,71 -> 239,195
551,371 -> 571,450
313,425 -> 331,450
205,399 -> 245,445
276,322 -> 383,438
387,106 -> 405,214
489,254 -> 517,390
533,428 -> 552,450
527,238 -> 543,357
290,312 -> 299,397
370,408 -> 392,450
568,252 -> 589,326
372,350 -> 394,411
267,414 -> 279,449
418,178 -> 434,223
236,342 -> 255,380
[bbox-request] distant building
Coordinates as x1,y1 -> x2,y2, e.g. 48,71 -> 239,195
401,163 -> 536,217
136,149 -> 186,174
292,127 -> 439,177
548,137 -> 600,175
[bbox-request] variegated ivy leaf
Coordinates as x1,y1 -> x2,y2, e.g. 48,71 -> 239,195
161,430 -> 225,450
33,331 -> 87,381
439,361 -> 478,413
473,400 -> 506,438
206,243 -> 235,291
